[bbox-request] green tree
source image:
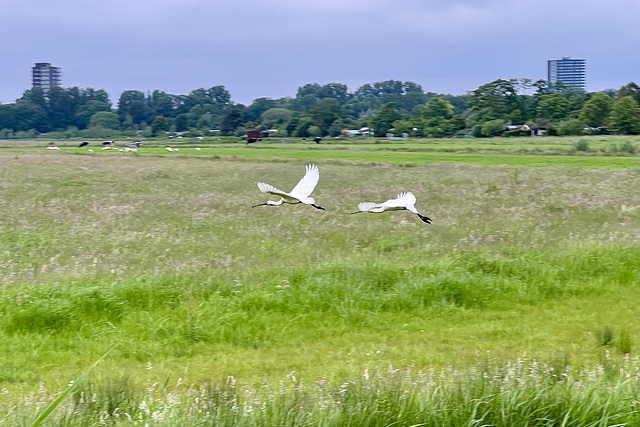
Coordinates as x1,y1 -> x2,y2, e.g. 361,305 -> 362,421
310,99 -> 345,135
421,98 -> 464,137
617,82 -> 640,105
260,108 -> 293,126
423,97 -> 453,125
470,79 -> 518,122
117,90 -> 151,124
13,100 -> 48,132
148,90 -> 179,118
609,96 -> 640,134
244,98 -> 276,122
480,119 -> 507,137
197,112 -> 212,130
75,100 -> 112,129
221,106 -> 244,135
371,102 -> 401,136
175,114 -> 189,132
317,83 -> 349,104
294,117 -> 313,137
559,118 -> 585,136
151,116 -> 171,136
89,111 -> 120,129
579,93 -> 614,127
536,94 -> 570,122
0,104 -> 12,131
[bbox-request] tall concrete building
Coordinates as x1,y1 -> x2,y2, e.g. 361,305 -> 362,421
547,57 -> 585,89
32,62 -> 61,91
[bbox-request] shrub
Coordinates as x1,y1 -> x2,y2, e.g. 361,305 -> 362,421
572,139 -> 590,152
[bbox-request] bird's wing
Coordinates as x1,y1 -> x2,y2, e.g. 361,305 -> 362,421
397,192 -> 417,205
257,182 -> 291,198
289,164 -> 320,199
383,192 -> 417,208
357,202 -> 381,212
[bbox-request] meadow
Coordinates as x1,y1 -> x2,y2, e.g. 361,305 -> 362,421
0,136 -> 638,425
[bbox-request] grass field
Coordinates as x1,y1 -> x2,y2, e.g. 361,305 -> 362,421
0,137 -> 638,425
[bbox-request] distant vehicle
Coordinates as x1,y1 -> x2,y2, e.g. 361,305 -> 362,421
246,130 -> 261,144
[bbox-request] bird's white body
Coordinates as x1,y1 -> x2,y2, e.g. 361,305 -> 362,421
254,164 -> 324,210
354,192 -> 432,223
165,147 -> 174,152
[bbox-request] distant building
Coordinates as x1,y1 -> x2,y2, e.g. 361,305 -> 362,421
32,62 -> 61,91
547,57 -> 585,89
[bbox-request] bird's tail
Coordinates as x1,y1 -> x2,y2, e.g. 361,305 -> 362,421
417,213 -> 432,224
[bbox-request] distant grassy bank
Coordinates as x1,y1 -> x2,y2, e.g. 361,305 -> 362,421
2,135 -> 639,168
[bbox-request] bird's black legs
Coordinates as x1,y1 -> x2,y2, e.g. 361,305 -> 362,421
252,202 -> 269,208
417,213 -> 432,224
310,204 -> 325,210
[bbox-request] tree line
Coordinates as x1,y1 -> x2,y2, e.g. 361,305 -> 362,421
0,79 -> 639,140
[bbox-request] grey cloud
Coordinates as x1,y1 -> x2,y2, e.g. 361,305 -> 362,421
0,0 -> 637,105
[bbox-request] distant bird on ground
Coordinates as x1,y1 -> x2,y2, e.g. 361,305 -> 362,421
352,191 -> 432,224
313,137 -> 322,144
88,149 -> 94,152
252,163 -> 325,210
47,146 -> 60,150
195,147 -> 201,151
78,141 -> 89,148
102,146 -> 112,150
165,147 -> 174,152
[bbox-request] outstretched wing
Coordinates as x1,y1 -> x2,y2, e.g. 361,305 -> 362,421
257,182 -> 291,198
357,202 -> 381,212
396,192 -> 416,205
383,191 -> 417,208
289,164 -> 320,199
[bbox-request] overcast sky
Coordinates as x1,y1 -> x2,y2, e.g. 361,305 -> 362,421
1,0 -> 638,105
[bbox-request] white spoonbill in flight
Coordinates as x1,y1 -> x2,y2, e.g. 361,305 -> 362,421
252,164 -> 325,210
352,191 -> 432,224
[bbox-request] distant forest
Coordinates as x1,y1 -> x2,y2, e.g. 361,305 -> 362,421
1,79 -> 639,139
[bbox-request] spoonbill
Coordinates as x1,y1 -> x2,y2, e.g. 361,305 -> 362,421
352,191 -> 432,224
252,164 -> 325,210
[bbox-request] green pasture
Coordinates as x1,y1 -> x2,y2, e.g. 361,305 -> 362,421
0,143 -> 638,425
4,135 -> 640,168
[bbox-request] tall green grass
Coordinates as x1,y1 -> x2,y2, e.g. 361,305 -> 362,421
2,354 -> 637,426
0,151 -> 637,425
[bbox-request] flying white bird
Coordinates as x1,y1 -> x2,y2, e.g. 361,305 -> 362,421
352,191 -> 432,224
252,163 -> 325,210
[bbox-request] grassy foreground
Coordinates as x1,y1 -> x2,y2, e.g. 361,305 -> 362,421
0,146 -> 638,425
